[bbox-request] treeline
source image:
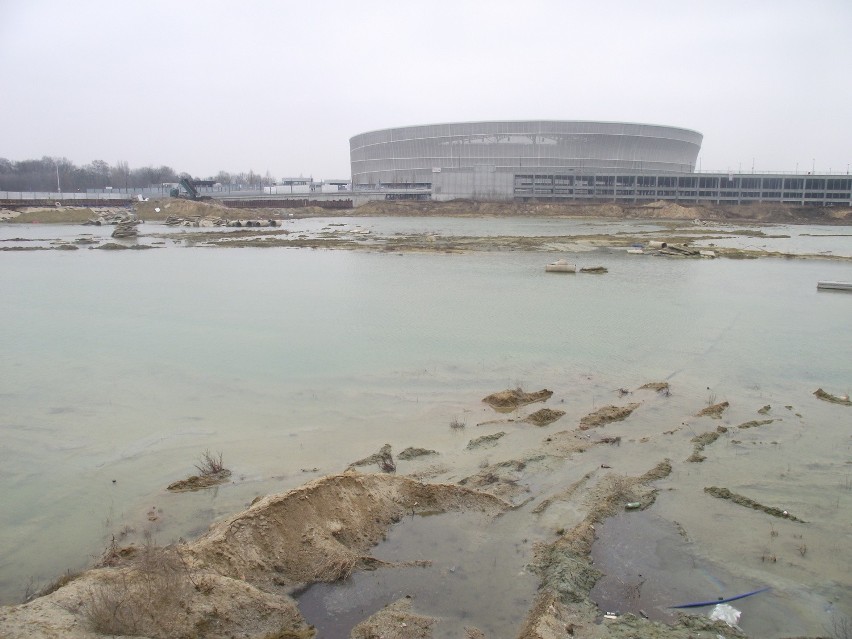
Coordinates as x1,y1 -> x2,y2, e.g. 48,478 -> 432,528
0,157 -> 276,192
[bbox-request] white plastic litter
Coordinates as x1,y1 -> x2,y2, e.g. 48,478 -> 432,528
709,603 -> 741,626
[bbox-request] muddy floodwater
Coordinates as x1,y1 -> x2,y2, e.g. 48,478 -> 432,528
297,509 -> 539,639
0,216 -> 850,636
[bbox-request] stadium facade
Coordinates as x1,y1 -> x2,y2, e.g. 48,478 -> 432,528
349,121 -> 852,205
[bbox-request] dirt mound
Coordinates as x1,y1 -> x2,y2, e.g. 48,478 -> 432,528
695,401 -> 729,418
466,432 -> 506,450
351,598 -> 435,638
458,459 -> 530,502
737,419 -> 774,429
353,199 -> 852,225
687,430 -> 723,462
10,207 -> 101,224
637,201 -> 702,220
0,550 -> 309,639
167,469 -> 231,492
524,408 -> 566,426
579,403 -> 640,429
704,486 -> 805,522
187,473 -> 508,588
397,447 -> 438,460
483,388 -> 553,412
814,388 -> 851,405
348,443 -> 397,472
639,381 -> 670,392
0,473 -> 507,639
135,198 -> 230,221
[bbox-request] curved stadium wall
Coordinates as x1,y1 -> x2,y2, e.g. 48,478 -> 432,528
349,121 -> 703,188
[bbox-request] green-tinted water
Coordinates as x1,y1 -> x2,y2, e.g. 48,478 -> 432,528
1,218 -> 850,634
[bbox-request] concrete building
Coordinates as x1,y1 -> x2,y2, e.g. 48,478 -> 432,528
349,121 -> 851,205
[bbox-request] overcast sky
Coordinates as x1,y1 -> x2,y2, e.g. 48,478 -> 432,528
2,0 -> 850,179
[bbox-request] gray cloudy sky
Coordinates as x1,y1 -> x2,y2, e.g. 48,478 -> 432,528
2,0 -> 850,179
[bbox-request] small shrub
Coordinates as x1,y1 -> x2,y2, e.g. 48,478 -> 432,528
86,577 -> 140,635
449,418 -> 466,429
31,569 -> 83,600
378,449 -> 396,473
85,536 -> 194,637
195,450 -> 225,476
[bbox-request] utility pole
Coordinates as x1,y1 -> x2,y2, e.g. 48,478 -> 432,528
56,163 -> 61,194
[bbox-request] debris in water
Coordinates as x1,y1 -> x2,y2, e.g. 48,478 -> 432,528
670,586 -> 770,609
813,388 -> 851,406
709,603 -> 741,627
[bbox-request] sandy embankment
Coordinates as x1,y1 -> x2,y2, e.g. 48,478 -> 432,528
6,199 -> 851,261
4,198 -> 852,225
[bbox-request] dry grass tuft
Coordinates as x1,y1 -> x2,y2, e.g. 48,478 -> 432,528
195,450 -> 226,475
84,534 -> 196,637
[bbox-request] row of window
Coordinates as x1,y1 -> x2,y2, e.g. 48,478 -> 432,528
514,190 -> 852,201
514,175 -> 852,191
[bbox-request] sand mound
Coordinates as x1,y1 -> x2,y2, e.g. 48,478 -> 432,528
166,469 -> 231,492
814,388 -> 851,405
579,403 -> 640,429
483,388 -> 553,412
0,473 -> 507,639
351,199 -> 852,226
187,472 -> 508,588
351,598 -> 436,638
639,381 -> 670,392
695,401 -> 729,418
524,408 -> 566,426
638,201 -> 702,220
135,198 -> 230,221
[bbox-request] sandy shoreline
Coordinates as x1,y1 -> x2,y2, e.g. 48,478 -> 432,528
1,378 -> 849,638
2,197 -> 852,226
2,200 -> 852,262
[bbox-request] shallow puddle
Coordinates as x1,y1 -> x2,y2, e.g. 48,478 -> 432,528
297,509 -> 539,638
588,509 -> 812,635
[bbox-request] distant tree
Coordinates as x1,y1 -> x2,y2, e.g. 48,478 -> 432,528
111,160 -> 130,188
0,157 -> 15,190
0,157 -> 288,191
90,160 -> 110,183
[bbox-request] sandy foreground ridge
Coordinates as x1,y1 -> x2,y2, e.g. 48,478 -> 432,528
2,381 -> 848,638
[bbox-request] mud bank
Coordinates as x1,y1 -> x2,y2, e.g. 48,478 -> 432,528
355,199 -> 852,225
6,199 -> 852,226
5,200 -> 852,261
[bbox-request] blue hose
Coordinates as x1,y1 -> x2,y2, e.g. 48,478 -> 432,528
670,586 -> 771,609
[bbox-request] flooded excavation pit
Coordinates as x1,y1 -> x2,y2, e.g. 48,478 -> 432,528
589,510 -> 771,629
296,510 -> 539,639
